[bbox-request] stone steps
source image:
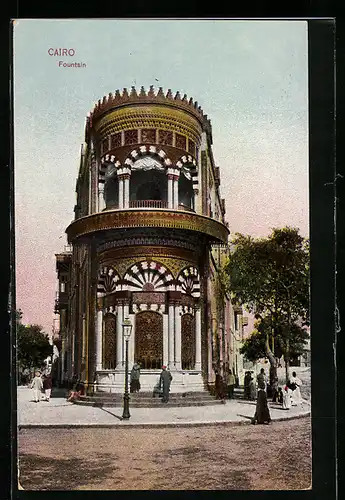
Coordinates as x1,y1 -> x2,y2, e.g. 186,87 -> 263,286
72,387 -> 246,408
74,399 -> 225,408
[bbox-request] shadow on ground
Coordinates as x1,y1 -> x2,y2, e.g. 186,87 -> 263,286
19,453 -> 117,490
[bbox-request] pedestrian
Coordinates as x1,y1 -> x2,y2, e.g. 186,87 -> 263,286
257,368 -> 267,391
30,371 -> 43,403
243,371 -> 251,399
159,366 -> 173,403
282,385 -> 292,409
289,371 -> 303,406
252,377 -> 271,425
152,377 -> 163,398
42,374 -> 52,402
249,373 -> 257,400
226,368 -> 236,399
271,373 -> 279,402
277,387 -> 284,404
214,369 -> 226,403
130,363 -> 141,393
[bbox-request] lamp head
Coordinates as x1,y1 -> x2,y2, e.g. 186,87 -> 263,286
122,317 -> 133,339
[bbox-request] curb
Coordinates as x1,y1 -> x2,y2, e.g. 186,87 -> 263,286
18,412 -> 310,430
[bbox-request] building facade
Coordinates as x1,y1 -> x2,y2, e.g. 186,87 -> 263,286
55,86 -> 244,393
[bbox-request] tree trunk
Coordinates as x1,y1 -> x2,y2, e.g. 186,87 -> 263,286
265,334 -> 278,389
285,337 -> 290,383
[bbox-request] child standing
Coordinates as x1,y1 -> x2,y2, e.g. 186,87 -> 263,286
282,385 -> 292,410
43,374 -> 52,401
30,371 -> 43,402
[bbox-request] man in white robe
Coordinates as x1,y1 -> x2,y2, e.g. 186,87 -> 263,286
289,371 -> 303,406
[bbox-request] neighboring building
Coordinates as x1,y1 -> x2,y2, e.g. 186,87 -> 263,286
54,86 -> 244,393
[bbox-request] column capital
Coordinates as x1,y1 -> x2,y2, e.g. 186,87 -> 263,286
118,173 -> 130,181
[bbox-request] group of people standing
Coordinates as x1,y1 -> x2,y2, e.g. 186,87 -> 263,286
243,371 -> 258,401
30,370 -> 52,402
131,363 -> 173,403
214,367 -> 237,402
251,368 -> 303,423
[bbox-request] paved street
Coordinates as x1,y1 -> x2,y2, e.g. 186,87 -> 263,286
17,386 -> 310,428
18,417 -> 311,490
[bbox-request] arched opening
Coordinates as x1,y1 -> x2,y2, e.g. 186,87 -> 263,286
135,311 -> 163,369
104,176 -> 119,209
181,313 -> 196,370
130,170 -> 168,208
178,171 -> 194,210
102,313 -> 116,369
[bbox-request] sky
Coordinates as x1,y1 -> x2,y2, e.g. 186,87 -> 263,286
13,19 -> 309,336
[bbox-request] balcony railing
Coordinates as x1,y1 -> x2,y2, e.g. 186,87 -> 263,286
105,200 -> 195,212
129,200 -> 168,209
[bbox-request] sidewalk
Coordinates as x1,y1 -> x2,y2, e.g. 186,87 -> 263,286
17,386 -> 311,429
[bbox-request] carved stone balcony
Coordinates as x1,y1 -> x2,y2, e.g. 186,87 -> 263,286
66,208 -> 229,245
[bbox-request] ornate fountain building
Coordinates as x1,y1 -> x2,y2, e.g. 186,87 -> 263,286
55,86 -> 245,393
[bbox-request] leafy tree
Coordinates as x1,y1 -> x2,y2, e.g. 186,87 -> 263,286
240,319 -> 309,365
17,324 -> 53,373
225,227 -> 309,384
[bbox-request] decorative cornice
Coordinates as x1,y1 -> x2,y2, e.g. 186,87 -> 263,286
87,86 -> 210,130
66,209 -> 229,245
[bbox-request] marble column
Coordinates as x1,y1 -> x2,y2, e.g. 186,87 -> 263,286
95,309 -> 103,371
88,167 -> 92,214
195,308 -> 202,371
175,305 -> 182,370
124,175 -> 130,208
118,177 -> 124,209
168,303 -> 175,369
193,188 -> 199,214
167,175 -> 173,209
60,345 -> 65,383
98,183 -> 105,211
173,175 -> 179,209
163,312 -> 169,366
82,314 -> 87,362
116,303 -> 123,368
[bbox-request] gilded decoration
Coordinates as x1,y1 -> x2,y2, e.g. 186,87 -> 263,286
103,313 -> 116,369
124,129 -> 138,145
135,311 -> 163,369
175,133 -> 187,150
158,130 -> 173,145
110,133 -> 121,149
94,105 -> 202,148
66,210 -> 229,245
141,128 -> 156,143
181,313 -> 196,370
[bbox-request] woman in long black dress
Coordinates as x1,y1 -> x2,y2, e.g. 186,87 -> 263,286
252,377 -> 271,424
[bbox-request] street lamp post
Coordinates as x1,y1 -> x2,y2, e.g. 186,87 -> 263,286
122,317 -> 132,420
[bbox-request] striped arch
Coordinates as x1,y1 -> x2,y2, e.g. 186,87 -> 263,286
123,260 -> 174,291
176,154 -> 197,168
176,155 -> 198,189
123,146 -> 172,169
99,154 -> 121,184
176,266 -> 200,297
97,265 -> 120,295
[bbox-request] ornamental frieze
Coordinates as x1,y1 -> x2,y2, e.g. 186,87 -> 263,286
66,210 -> 229,244
94,105 -> 202,146
132,292 -> 165,304
98,246 -> 198,268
